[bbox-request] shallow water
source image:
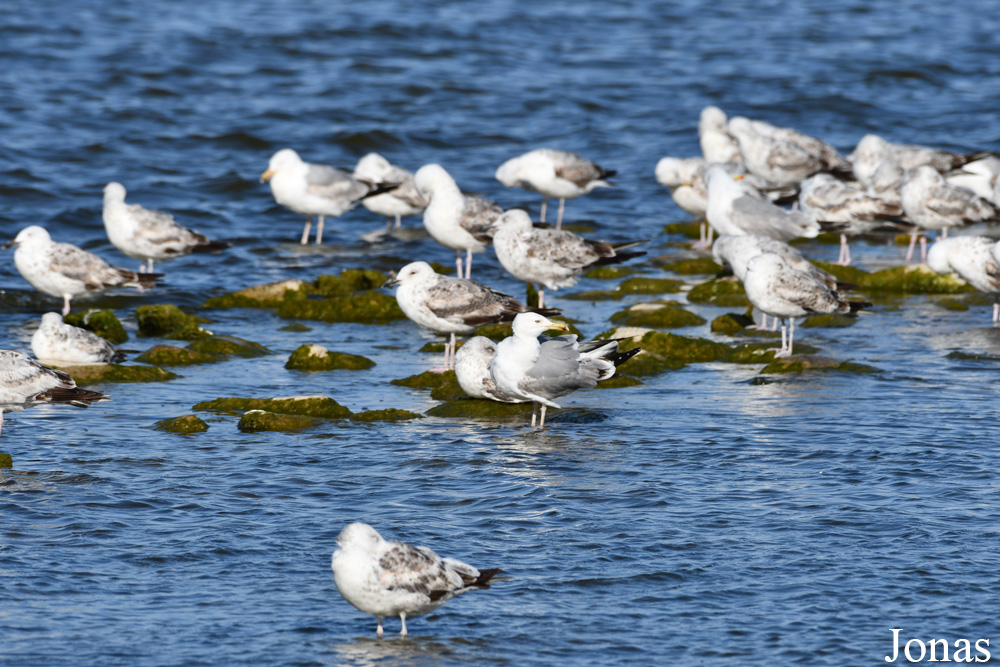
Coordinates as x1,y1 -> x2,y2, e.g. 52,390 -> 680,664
2,1 -> 1000,665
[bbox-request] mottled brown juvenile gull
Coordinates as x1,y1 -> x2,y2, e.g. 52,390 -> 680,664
849,134 -> 987,184
331,522 -> 501,637
260,148 -> 388,245
927,236 -> 1000,323
4,226 -> 159,315
490,313 -> 641,428
798,173 -> 904,265
945,156 -> 1000,202
414,163 -> 502,279
353,153 -> 426,229
495,149 -> 615,229
491,209 -> 646,308
705,166 -> 820,242
900,166 -> 1000,262
383,261 -> 560,369
31,312 -> 129,364
699,106 -> 742,164
727,116 -> 851,188
454,336 -> 523,403
102,182 -> 231,273
741,253 -> 871,357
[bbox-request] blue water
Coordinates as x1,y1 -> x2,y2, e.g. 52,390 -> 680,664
3,1 -> 1000,665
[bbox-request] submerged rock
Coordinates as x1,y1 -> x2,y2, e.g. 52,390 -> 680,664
934,298 -> 970,312
391,370 -> 457,390
279,323 -> 312,332
285,344 -> 375,371
203,279 -> 309,309
810,261 -> 869,286
640,331 -> 730,363
801,313 -> 860,328
657,256 -> 724,275
425,399 -> 536,419
945,351 -> 1000,361
62,309 -> 128,344
585,265 -> 636,280
687,277 -> 751,307
193,395 -> 353,419
0,452 -> 11,468
663,221 -> 702,239
137,304 -> 211,340
238,410 -> 320,432
137,345 -> 220,366
187,335 -> 270,357
277,290 -> 405,323
593,375 -> 643,389
860,265 -> 974,294
617,277 -> 685,294
711,313 -> 755,335
155,414 -> 209,434
349,409 -> 424,422
55,363 -> 178,385
312,269 -> 390,297
760,355 -> 881,374
610,303 -> 705,328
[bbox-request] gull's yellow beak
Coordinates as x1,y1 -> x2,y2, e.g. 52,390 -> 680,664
733,174 -> 746,181
547,320 -> 570,332
260,169 -> 275,183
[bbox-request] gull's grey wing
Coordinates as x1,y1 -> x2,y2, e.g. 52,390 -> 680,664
460,197 -> 503,239
553,152 -> 606,187
378,541 -> 461,597
769,270 -> 843,313
0,350 -> 75,403
520,335 -> 603,400
925,186 -> 996,221
729,196 -> 812,237
47,242 -> 124,288
305,163 -> 371,201
127,204 -> 208,248
424,279 -> 519,326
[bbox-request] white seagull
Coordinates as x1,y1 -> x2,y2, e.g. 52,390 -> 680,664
454,336 -> 524,403
260,148 -> 388,245
413,164 -> 503,279
705,166 -> 820,242
31,312 -> 129,364
699,106 -> 742,164
849,134 -> 987,183
491,209 -> 646,309
741,253 -> 870,357
727,116 -> 851,188
495,149 -> 615,229
4,226 -> 159,316
352,153 -> 427,229
490,313 -> 641,428
383,261 -> 560,370
926,236 -> 1000,324
331,522 -> 501,637
102,182 -> 231,273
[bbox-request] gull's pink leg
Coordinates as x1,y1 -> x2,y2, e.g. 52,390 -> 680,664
539,405 -> 547,429
449,333 -> 456,369
556,199 -> 566,230
62,296 -> 71,316
315,216 -> 325,245
399,613 -> 408,636
787,319 -> 796,357
993,301 -> 999,325
1,408 -> 4,439
455,251 -> 463,278
920,236 -> 928,263
531,403 -> 538,429
748,313 -> 769,331
838,234 -> 853,266
394,214 -> 402,229
537,288 -> 545,310
300,217 -> 312,245
540,198 -> 548,224
905,232 -> 918,263
465,249 -> 473,280
376,617 -> 384,638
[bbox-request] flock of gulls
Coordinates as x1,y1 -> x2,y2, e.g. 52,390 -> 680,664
3,104 -> 1000,636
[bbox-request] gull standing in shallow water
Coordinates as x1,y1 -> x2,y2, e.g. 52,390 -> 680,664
490,313 -> 641,428
705,166 -> 820,243
330,522 -> 502,638
260,148 -> 389,245
383,261 -> 560,370
454,336 -> 523,402
102,182 -> 231,273
414,164 -> 503,279
31,313 -> 129,364
726,116 -> 852,188
491,210 -> 646,309
495,149 -> 615,229
4,226 -> 159,315
741,253 -> 871,357
926,236 -> 1000,324
352,153 -> 426,229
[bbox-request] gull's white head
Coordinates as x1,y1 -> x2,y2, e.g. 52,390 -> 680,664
926,238 -> 957,275
705,165 -> 743,198
511,312 -> 569,338
336,522 -> 384,554
413,163 -> 455,202
383,261 -> 438,289
495,155 -> 525,188
40,312 -> 64,327
909,165 -> 944,188
456,335 -> 496,364
103,181 -> 127,204
5,225 -> 52,250
725,116 -> 751,138
699,106 -> 728,132
745,252 -> 787,277
261,148 -> 303,183
655,157 -> 699,188
492,209 -> 533,232
353,153 -> 391,181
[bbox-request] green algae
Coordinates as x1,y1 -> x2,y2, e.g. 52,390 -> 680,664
801,313 -> 860,328
657,256 -> 724,275
946,351 -> 1000,361
155,414 -> 209,434
136,304 -> 211,340
663,221 -> 703,239
934,297 -> 970,312
312,269 -> 390,297
640,331 -> 730,363
610,303 -> 705,328
279,323 -> 312,332
277,290 -> 405,323
810,261 -> 869,286
617,277 -> 685,294
0,453 -> 12,468
391,370 -> 457,390
203,279 -> 309,309
62,309 -> 128,344
238,410 -> 320,432
425,399 -> 536,420
55,363 -> 178,386
563,289 -> 628,301
760,355 -> 881,374
585,265 -> 636,280
593,375 -> 644,389
285,344 -> 375,371
137,345 -> 220,366
187,335 -> 270,357
860,265 -> 974,294
686,277 -> 751,307
193,396 -> 353,419
430,378 -> 467,401
349,409 -> 424,422
711,313 -> 755,335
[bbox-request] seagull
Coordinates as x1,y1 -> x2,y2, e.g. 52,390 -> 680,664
383,261 -> 560,370
849,133 -> 988,183
699,106 -> 742,164
926,236 -> 1000,324
414,164 -> 503,279
705,166 -> 820,242
31,312 -> 129,364
102,182 -> 231,273
741,253 -> 871,357
3,226 -> 159,316
495,149 -> 615,229
900,166 -> 1000,263
491,209 -> 646,309
330,522 -> 502,638
727,116 -> 851,188
490,313 -> 641,428
454,336 -> 525,403
798,173 -> 904,265
945,156 -> 1000,202
0,348 -> 109,439
260,148 -> 389,245
352,153 -> 426,229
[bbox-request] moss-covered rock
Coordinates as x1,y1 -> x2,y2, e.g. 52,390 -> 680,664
55,363 -> 178,386
617,277 -> 685,294
137,345 -> 220,366
203,279 -> 309,309
657,256 -> 724,275
801,313 -> 860,328
136,304 -> 211,340
391,370 -> 457,390
725,341 -> 819,364
760,355 -> 881,374
420,340 -> 467,353
810,261 -> 869,286
860,265 -> 974,294
585,265 -> 636,280
711,313 -> 755,335
610,303 -> 705,328
155,414 -> 209,434
945,351 -> 1000,361
563,289 -> 629,301
349,409 -> 425,422
934,297 -> 970,311
285,344 -> 375,371
425,399 -> 536,419
476,319 -> 583,340
238,410 -> 321,432
312,269 -> 390,297
663,221 -> 703,239
279,322 -> 313,332
593,375 -> 644,389
62,309 -> 128,344
193,396 -> 352,419
640,331 -> 731,364
430,378 -> 467,401
687,277 -> 750,307
187,335 -> 270,357
277,291 -> 405,323
0,453 -> 12,468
